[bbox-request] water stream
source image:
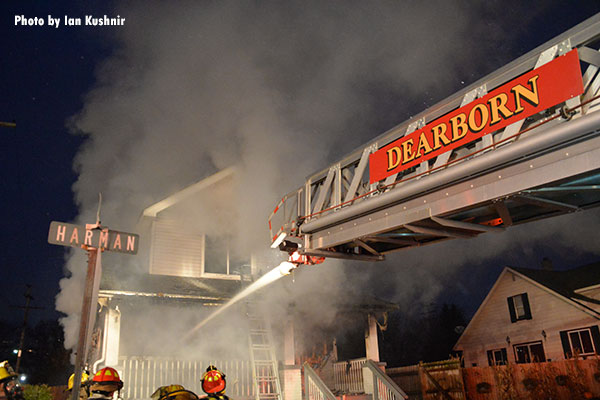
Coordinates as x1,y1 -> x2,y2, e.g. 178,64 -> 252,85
184,261 -> 297,340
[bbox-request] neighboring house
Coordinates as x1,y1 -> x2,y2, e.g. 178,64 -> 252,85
454,261 -> 600,367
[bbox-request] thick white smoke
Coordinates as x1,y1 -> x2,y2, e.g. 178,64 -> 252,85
56,1 -> 599,355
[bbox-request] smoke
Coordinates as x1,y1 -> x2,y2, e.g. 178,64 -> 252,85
56,0 -> 599,359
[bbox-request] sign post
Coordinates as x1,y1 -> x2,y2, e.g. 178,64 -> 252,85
48,220 -> 138,400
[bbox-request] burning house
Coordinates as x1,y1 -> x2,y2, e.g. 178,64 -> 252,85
89,167 -> 399,400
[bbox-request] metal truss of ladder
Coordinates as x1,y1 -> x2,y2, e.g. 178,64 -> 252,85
246,301 -> 283,400
268,13 -> 600,262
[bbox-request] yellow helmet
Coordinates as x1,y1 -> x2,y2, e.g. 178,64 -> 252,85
0,361 -> 17,383
151,385 -> 198,400
67,371 -> 90,391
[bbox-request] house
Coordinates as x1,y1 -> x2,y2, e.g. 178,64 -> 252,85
89,167 -> 398,400
454,261 -> 600,367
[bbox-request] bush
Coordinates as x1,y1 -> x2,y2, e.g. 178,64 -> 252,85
23,384 -> 53,400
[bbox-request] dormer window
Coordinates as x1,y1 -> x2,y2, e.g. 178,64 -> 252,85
507,293 -> 532,322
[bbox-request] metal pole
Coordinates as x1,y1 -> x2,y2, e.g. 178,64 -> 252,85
15,285 -> 32,373
71,248 -> 101,400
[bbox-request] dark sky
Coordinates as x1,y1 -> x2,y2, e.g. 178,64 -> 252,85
1,1 -> 600,329
1,1 -> 113,323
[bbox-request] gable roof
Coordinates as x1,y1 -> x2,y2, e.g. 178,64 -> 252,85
454,261 -> 600,349
511,261 -> 600,306
141,167 -> 235,218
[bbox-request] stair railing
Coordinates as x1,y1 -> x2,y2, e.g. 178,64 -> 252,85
303,362 -> 337,400
362,360 -> 408,400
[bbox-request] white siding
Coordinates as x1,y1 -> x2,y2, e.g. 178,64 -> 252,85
456,269 -> 600,367
149,218 -> 204,277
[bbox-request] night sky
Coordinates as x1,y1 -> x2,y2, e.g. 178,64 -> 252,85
1,1 -> 113,323
2,1 -> 600,330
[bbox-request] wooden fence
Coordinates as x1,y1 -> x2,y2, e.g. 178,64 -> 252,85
386,365 -> 422,400
463,358 -> 600,400
419,359 -> 465,400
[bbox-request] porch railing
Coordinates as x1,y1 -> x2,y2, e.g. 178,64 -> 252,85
303,362 -> 337,400
362,359 -> 408,400
332,357 -> 366,393
119,357 -> 254,400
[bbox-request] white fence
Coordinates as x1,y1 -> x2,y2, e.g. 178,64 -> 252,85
119,357 -> 255,400
332,357 -> 366,394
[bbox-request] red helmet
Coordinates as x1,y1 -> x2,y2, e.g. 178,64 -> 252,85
92,367 -> 123,390
201,366 -> 226,394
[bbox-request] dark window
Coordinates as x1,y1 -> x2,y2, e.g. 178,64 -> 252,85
560,326 -> 600,358
514,341 -> 545,363
487,348 -> 507,366
204,235 -> 228,274
507,293 -> 532,322
204,235 -> 250,276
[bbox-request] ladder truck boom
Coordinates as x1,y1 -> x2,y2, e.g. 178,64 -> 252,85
270,13 -> 600,263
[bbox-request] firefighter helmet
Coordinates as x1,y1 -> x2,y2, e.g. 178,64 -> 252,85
0,361 -> 17,383
91,367 -> 123,391
201,366 -> 226,394
67,371 -> 90,391
151,385 -> 199,400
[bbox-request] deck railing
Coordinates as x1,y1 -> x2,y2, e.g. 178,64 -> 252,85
119,357 -> 254,400
303,362 -> 337,400
362,360 -> 408,400
332,357 -> 366,393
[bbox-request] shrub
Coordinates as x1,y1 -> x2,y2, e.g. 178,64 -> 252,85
23,384 -> 53,400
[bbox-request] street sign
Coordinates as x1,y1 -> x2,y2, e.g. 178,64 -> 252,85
48,216 -> 138,400
48,221 -> 139,254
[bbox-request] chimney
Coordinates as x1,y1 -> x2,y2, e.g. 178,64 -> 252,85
541,257 -> 553,271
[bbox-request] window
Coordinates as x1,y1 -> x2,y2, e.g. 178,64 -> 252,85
560,326 -> 600,358
514,341 -> 545,363
487,348 -> 507,366
507,293 -> 532,322
203,235 -> 251,278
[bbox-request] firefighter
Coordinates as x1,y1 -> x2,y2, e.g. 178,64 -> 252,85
200,365 -> 229,400
66,371 -> 90,400
88,367 -> 123,400
151,385 -> 199,400
0,361 -> 23,400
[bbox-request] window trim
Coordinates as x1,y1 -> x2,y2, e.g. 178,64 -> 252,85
201,235 -> 247,280
569,329 -> 595,355
507,293 -> 532,322
487,348 -> 507,366
561,326 -> 599,358
513,340 -> 546,363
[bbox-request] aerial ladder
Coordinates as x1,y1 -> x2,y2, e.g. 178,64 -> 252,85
269,13 -> 600,263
